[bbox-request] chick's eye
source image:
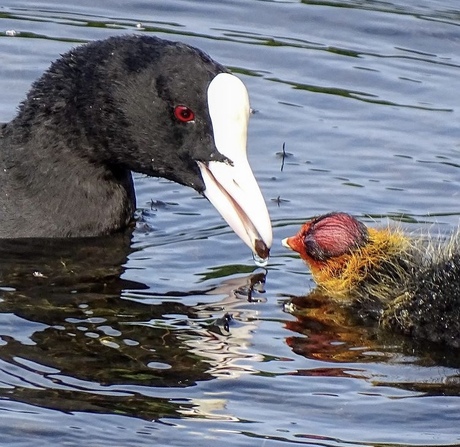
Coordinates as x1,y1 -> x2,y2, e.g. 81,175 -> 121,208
174,105 -> 195,123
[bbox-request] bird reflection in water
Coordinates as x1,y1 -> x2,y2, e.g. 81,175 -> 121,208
0,234 -> 268,421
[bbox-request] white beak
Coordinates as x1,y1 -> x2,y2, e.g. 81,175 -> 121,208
199,73 -> 272,265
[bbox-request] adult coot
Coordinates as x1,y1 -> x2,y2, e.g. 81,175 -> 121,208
0,35 -> 272,262
283,212 -> 460,347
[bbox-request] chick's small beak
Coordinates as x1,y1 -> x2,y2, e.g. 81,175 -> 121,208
282,237 -> 292,250
282,235 -> 302,254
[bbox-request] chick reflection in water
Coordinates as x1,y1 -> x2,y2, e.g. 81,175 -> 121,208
283,212 -> 460,349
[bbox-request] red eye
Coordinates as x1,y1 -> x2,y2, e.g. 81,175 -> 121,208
174,105 -> 195,123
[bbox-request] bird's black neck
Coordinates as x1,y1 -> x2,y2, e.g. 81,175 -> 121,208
0,119 -> 136,238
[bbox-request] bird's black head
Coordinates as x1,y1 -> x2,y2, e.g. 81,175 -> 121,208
20,35 -> 230,192
12,35 -> 272,260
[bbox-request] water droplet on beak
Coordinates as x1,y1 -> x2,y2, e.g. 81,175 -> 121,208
253,239 -> 270,267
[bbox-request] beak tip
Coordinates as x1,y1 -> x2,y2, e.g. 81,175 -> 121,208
282,237 -> 291,250
252,238 -> 270,267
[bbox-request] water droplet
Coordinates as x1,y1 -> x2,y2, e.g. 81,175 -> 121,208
253,238 -> 270,266
253,252 -> 269,267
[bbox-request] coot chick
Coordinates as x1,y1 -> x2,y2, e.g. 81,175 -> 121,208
283,212 -> 460,347
0,35 -> 272,262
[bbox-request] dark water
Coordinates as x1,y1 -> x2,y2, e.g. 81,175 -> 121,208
1,1 -> 460,446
